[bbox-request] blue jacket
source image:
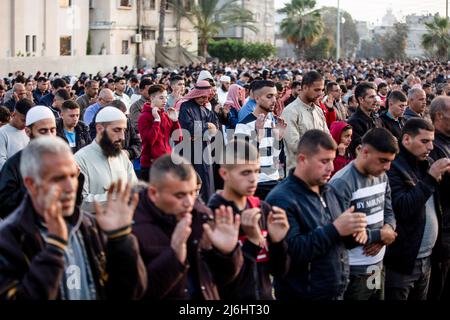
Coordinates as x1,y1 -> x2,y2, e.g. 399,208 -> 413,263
266,173 -> 350,300
38,93 -> 55,107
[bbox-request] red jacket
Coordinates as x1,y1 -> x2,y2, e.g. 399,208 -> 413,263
138,103 -> 182,168
319,101 -> 337,128
330,121 -> 353,176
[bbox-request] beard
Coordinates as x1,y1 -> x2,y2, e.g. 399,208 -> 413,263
99,131 -> 123,157
221,84 -> 229,92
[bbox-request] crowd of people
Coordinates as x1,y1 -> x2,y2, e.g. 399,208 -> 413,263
0,57 -> 449,301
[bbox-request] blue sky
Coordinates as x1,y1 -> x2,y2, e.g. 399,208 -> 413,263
275,0 -> 446,24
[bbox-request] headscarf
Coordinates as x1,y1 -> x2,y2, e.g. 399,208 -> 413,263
224,84 -> 245,111
174,80 -> 213,111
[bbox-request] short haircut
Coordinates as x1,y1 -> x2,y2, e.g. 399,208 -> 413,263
407,88 -> 424,99
170,75 -> 184,86
326,81 -> 338,93
402,118 -> 434,139
291,81 -> 302,89
52,78 -> 67,90
15,98 -> 34,115
355,82 -> 376,102
115,77 -> 126,83
150,154 -> 195,186
0,105 -> 11,123
20,137 -> 73,183
301,71 -> 322,88
54,88 -> 70,101
430,96 -> 450,122
129,77 -> 139,84
139,78 -> 153,90
361,128 -> 399,154
221,139 -> 259,169
37,77 -> 48,83
386,90 -> 407,109
252,80 -> 275,94
297,130 -> 337,156
85,80 -> 98,88
109,100 -> 127,113
377,82 -> 388,91
61,100 -> 80,111
148,84 -> 166,97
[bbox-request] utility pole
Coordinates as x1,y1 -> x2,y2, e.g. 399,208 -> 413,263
336,0 -> 341,61
446,0 -> 448,19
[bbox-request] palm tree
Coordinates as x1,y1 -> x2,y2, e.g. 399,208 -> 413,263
278,0 -> 324,57
422,15 -> 450,61
178,0 -> 257,57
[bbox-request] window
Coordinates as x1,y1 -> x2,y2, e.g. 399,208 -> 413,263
32,36 -> 37,53
26,35 -> 30,53
119,0 -> 132,8
59,0 -> 72,8
142,29 -> 156,40
122,40 -> 129,54
60,36 -> 72,56
144,0 -> 155,10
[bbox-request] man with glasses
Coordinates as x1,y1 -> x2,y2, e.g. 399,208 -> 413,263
83,89 -> 115,125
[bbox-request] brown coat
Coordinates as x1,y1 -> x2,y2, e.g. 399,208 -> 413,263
132,191 -> 243,300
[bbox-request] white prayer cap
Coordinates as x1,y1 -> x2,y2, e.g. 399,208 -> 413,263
198,70 -> 214,81
220,75 -> 231,83
26,106 -> 55,126
96,106 -> 127,123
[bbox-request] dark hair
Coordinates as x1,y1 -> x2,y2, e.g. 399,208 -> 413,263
386,90 -> 407,110
301,71 -> 323,88
402,118 -> 434,139
150,154 -> 195,186
148,84 -> 166,96
61,100 -> 80,111
252,80 -> 275,94
0,105 -> 11,123
354,82 -> 376,103
170,75 -> 184,86
291,81 -> 302,89
52,78 -> 67,90
221,139 -> 259,168
326,81 -> 338,93
54,88 -> 70,101
361,128 -> 399,154
129,77 -> 139,84
109,100 -> 127,113
139,78 -> 153,90
297,129 -> 337,155
114,77 -> 126,83
422,83 -> 431,90
37,76 -> 48,83
85,80 -> 98,88
25,79 -> 33,86
377,82 -> 388,91
14,98 -> 34,115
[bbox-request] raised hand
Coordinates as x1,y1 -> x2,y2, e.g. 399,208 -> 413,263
333,206 -> 367,237
171,213 -> 192,263
337,143 -> 347,156
267,206 -> 289,243
152,107 -> 161,122
273,116 -> 288,140
241,208 -> 263,245
207,122 -> 217,135
44,185 -> 68,241
255,114 -> 267,131
94,179 -> 139,232
203,205 -> 240,255
167,107 -> 179,122
429,158 -> 450,182
353,230 -> 368,245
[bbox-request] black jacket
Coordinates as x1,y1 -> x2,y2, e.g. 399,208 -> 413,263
0,151 -> 25,218
89,114 -> 142,160
379,112 -> 405,141
403,107 -> 422,120
0,196 -> 147,300
430,131 -> 450,261
56,118 -> 92,153
266,173 -> 350,300
385,145 -> 441,274
132,191 -> 243,300
208,193 -> 290,300
347,107 -> 382,157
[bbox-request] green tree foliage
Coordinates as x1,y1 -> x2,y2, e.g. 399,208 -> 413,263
422,15 -> 450,61
208,39 -> 276,62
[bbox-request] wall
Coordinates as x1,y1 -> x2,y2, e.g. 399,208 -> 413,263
0,55 -> 136,76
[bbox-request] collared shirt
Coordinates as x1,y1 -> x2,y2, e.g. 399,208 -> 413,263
0,124 -> 29,170
83,103 -> 101,125
74,141 -> 137,212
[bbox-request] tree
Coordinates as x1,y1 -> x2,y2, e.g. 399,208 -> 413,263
208,39 -> 276,62
320,7 -> 359,58
379,23 -> 409,61
278,0 -> 324,57
422,15 -> 450,61
178,0 -> 257,57
158,0 -> 167,46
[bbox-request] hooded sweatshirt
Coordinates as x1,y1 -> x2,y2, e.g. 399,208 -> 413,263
330,121 -> 353,176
